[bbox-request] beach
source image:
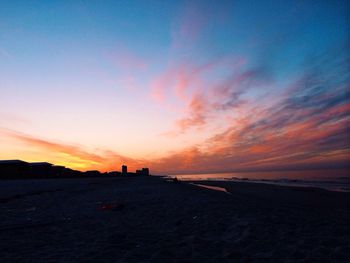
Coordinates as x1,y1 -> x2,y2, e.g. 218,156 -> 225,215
0,176 -> 349,262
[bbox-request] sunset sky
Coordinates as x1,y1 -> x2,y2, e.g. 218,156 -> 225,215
0,0 -> 349,175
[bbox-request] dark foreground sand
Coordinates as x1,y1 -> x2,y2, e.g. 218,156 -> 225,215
0,176 -> 349,263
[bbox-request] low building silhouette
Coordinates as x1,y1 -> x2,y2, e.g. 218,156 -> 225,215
29,162 -> 53,177
60,167 -> 82,178
0,160 -> 29,179
0,160 -> 84,179
136,168 -> 150,176
107,171 -> 122,176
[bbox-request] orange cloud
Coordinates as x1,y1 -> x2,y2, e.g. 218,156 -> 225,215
175,93 -> 208,131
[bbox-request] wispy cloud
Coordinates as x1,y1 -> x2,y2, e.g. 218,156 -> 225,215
154,56 -> 272,134
150,59 -> 219,103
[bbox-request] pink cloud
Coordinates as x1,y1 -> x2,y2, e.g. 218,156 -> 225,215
150,59 -> 219,104
158,59 -> 271,134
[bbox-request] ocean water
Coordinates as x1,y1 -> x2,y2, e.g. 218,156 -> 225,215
168,170 -> 350,192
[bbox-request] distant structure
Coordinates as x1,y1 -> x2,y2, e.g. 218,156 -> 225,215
122,165 -> 127,175
136,168 -> 149,176
142,168 -> 149,175
0,159 -> 151,179
29,162 -> 53,177
0,160 -> 83,179
0,160 -> 28,178
107,171 -> 121,176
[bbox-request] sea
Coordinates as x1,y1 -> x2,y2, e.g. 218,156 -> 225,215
168,170 -> 350,192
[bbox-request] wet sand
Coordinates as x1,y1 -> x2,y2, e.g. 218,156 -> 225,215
0,176 -> 349,262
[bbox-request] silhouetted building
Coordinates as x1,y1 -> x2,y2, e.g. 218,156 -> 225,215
136,168 -> 150,176
108,171 -> 121,176
0,160 -> 29,179
60,167 -> 83,178
29,162 -> 53,177
122,165 -> 127,175
142,168 -> 149,176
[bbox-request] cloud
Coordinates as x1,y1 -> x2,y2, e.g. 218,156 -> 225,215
0,128 -> 144,172
150,46 -> 350,174
0,128 -> 100,162
165,60 -> 273,134
212,66 -> 272,110
175,93 -> 208,132
150,59 -> 219,103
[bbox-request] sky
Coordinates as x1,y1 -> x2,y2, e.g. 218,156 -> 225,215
0,0 -> 349,175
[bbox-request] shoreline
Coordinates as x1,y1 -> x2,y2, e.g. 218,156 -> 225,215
168,175 -> 350,193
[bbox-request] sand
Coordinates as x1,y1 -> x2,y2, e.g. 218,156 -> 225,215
0,176 -> 349,262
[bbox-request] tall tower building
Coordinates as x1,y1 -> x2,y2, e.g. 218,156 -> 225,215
122,165 -> 127,175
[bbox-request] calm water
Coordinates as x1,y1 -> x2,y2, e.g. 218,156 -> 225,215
168,170 -> 350,192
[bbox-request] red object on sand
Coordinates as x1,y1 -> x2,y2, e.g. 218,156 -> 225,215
99,203 -> 125,211
100,204 -> 114,210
